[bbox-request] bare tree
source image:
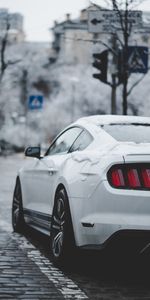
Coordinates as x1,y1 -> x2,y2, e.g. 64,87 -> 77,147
104,0 -> 147,114
0,14 -> 21,82
89,0 -> 147,114
0,13 -> 22,130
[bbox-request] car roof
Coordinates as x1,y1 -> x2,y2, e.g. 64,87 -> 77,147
77,115 -> 150,126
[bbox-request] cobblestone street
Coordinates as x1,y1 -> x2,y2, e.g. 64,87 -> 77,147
1,154 -> 150,299
0,231 -> 64,299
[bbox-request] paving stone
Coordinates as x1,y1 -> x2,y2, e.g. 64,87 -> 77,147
0,232 -> 64,299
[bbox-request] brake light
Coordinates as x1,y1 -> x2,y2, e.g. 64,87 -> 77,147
141,169 -> 150,188
108,164 -> 150,190
127,169 -> 141,188
111,169 -> 125,187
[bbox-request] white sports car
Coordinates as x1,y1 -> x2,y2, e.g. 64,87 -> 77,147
12,115 -> 150,264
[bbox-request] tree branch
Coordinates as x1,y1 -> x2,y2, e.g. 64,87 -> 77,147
113,32 -> 124,47
7,59 -> 22,66
112,0 -> 125,33
0,15 -> 22,82
0,20 -> 10,79
127,73 -> 147,96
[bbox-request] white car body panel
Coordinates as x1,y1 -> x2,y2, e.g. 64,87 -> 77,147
17,115 -> 150,249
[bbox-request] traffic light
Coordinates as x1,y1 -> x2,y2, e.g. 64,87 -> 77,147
92,50 -> 108,83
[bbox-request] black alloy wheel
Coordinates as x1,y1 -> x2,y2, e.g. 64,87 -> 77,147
50,188 -> 75,266
12,178 -> 25,232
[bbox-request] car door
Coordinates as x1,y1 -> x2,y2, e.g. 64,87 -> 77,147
23,126 -> 83,230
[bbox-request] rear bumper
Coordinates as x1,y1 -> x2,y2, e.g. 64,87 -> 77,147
80,229 -> 150,253
70,180 -> 150,247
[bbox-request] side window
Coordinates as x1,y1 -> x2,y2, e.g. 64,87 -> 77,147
46,127 -> 82,156
70,130 -> 93,152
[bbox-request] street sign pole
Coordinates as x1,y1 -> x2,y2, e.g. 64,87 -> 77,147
122,1 -> 129,116
111,34 -> 118,115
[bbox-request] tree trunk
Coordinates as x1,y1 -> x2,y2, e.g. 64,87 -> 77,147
111,74 -> 117,114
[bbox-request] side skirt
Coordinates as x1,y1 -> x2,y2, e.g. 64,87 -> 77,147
24,208 -> 51,234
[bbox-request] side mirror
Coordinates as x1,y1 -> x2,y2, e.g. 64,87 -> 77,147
25,146 -> 41,159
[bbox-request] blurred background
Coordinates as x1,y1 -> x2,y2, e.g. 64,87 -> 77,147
0,0 -> 149,153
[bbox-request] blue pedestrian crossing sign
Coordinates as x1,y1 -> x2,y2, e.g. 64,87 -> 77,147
28,95 -> 43,110
127,46 -> 148,73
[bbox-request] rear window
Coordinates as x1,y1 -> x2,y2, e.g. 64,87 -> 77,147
101,123 -> 150,143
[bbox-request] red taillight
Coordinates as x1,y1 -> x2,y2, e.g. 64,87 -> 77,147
127,169 -> 141,188
141,169 -> 150,188
108,164 -> 150,190
111,169 -> 125,187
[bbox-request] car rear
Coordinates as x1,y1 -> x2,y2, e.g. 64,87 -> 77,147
78,118 -> 150,252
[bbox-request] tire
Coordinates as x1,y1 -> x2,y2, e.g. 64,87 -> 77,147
50,188 -> 75,266
12,178 -> 25,233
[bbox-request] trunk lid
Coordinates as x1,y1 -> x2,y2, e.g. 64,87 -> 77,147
111,142 -> 150,163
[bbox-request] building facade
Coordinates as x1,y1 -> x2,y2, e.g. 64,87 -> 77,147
50,5 -> 150,65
